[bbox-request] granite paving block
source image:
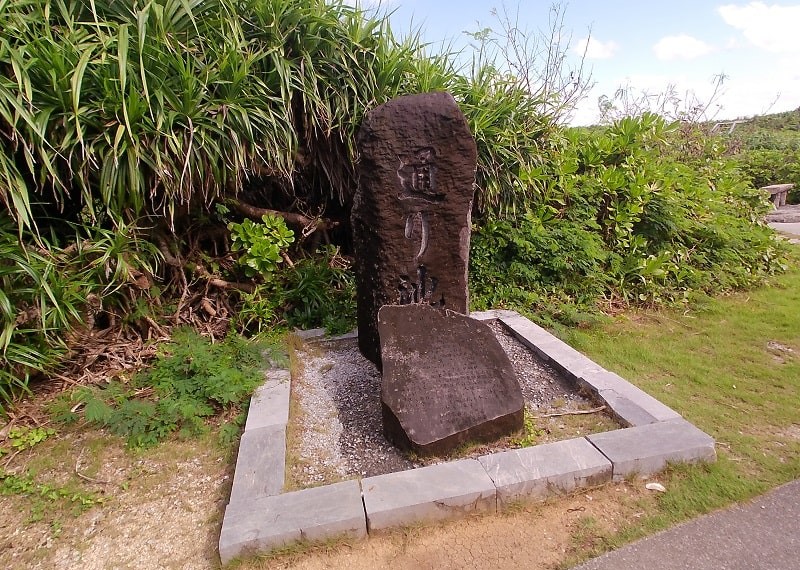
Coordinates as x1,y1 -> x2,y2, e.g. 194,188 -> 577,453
587,419 -> 716,480
293,327 -> 327,340
499,314 -> 604,379
244,371 -> 291,432
324,329 -> 359,341
499,313 -> 558,348
598,390 -> 660,427
576,369 -> 630,393
478,437 -> 612,506
470,309 -> 519,321
579,369 -> 682,422
219,480 -> 366,564
541,350 -> 605,383
228,425 -> 285,504
362,459 -> 497,530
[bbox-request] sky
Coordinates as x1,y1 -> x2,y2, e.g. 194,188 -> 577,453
346,1 -> 800,125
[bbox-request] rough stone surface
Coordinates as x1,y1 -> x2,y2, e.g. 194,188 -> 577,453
470,309 -> 519,321
227,425 -> 285,505
378,304 -> 524,456
586,418 -> 716,480
766,203 -> 800,223
478,437 -> 612,506
361,459 -> 497,530
352,91 -> 478,367
219,480 -> 366,564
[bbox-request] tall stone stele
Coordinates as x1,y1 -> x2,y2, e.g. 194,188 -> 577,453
351,92 -> 478,368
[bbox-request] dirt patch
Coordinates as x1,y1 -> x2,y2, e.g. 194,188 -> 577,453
0,429 -> 231,570
766,340 -> 796,364
0,420 -> 657,570
0,417 -> 654,570
0,323 -> 626,569
241,481 -> 658,570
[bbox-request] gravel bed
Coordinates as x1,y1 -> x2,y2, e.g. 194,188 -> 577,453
289,320 -> 598,487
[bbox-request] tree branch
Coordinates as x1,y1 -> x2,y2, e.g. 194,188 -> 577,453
227,198 -> 338,235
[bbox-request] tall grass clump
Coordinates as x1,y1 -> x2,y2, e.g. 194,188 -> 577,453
0,0 -> 458,409
0,0 -> 463,230
0,214 -> 160,406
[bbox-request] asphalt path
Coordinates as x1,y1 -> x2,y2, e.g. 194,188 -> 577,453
769,221 -> 800,238
572,479 -> 800,570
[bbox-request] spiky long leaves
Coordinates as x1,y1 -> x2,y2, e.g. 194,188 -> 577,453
0,0 -> 467,227
1,0 -> 568,228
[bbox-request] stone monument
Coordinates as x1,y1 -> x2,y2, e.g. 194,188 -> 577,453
351,92 -> 478,369
352,92 -> 524,456
378,304 -> 525,456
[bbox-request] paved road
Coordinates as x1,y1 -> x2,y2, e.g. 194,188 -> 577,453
766,204 -> 800,224
572,479 -> 800,570
769,221 -> 800,238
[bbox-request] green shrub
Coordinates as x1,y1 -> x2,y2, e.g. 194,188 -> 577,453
229,214 -> 295,278
231,245 -> 356,336
53,329 -> 279,448
736,148 -> 800,200
0,0 -> 452,228
730,109 -> 800,202
470,114 -> 788,323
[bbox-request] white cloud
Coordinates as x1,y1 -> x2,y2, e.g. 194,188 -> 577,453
718,2 -> 800,53
574,37 -> 619,60
653,34 -> 714,60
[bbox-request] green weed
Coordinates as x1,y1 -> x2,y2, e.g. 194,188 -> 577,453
0,426 -> 56,457
0,469 -> 103,520
53,330 -> 279,448
229,215 -> 295,278
510,409 -> 545,447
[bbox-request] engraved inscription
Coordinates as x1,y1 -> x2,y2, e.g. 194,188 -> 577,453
397,147 -> 443,262
397,265 -> 444,306
427,371 -> 493,408
396,147 -> 442,203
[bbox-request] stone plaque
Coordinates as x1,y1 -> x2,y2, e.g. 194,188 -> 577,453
378,304 -> 525,457
352,92 -> 478,368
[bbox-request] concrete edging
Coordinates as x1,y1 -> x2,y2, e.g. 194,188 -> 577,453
218,311 -> 716,564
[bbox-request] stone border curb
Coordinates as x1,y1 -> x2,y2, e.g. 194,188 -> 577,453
586,418 -> 716,481
478,437 -> 612,507
362,459 -> 496,530
218,311 -> 716,564
219,480 -> 366,564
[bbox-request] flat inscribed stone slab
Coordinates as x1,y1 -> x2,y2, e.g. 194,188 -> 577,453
361,459 -> 496,530
218,480 -> 366,564
378,304 -> 524,456
352,91 -> 478,368
478,437 -> 612,506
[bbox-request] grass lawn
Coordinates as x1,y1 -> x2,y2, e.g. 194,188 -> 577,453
557,249 -> 800,564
